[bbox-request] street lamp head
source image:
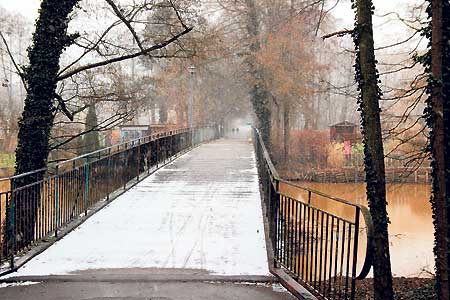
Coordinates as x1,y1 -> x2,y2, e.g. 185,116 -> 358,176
188,65 -> 196,75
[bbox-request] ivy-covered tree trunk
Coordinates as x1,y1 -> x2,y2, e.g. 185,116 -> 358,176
12,0 -> 80,247
16,0 -> 80,179
423,1 -> 450,299
244,0 -> 272,145
352,0 -> 394,299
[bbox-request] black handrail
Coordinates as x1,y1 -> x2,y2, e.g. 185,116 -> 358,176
252,127 -> 373,300
0,128 -> 192,183
0,127 -> 217,274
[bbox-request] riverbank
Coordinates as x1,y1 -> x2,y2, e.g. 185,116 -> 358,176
279,167 -> 431,184
356,277 -> 435,299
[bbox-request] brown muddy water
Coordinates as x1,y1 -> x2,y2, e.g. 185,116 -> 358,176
288,182 -> 433,278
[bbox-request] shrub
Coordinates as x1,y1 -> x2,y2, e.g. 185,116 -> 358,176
289,130 -> 329,168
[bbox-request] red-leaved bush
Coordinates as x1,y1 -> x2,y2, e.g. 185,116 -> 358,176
271,130 -> 330,171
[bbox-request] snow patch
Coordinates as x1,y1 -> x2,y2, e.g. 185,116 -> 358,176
0,281 -> 40,289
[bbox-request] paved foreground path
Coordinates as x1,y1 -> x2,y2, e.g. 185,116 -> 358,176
1,130 -> 295,299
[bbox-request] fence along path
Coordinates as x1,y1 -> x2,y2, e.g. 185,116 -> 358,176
0,128 -> 216,274
1,125 -> 373,300
253,127 -> 373,300
2,131 -> 270,277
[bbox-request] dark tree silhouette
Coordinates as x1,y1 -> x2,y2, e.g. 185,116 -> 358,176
352,0 -> 394,299
421,0 -> 450,299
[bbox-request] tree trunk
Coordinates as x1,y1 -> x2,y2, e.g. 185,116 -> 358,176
12,0 -> 80,248
15,0 -> 80,180
244,0 -> 272,146
159,101 -> 168,124
426,0 -> 450,299
273,98 -> 282,153
353,0 -> 394,299
283,102 -> 290,161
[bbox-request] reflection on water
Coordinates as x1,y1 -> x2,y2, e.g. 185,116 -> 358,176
290,182 -> 434,277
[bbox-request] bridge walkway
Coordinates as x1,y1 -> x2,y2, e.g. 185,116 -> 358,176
2,128 -> 295,300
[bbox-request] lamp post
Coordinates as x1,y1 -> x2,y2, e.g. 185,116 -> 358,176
188,66 -> 195,147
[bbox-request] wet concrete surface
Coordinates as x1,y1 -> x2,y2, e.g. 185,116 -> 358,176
0,279 -> 296,300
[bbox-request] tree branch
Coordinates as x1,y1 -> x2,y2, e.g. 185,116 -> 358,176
0,30 -> 28,91
168,0 -> 189,30
57,26 -> 193,81
104,0 -> 145,51
54,93 -> 74,121
322,29 -> 353,40
57,20 -> 121,77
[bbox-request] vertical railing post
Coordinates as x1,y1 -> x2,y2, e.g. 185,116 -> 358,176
137,143 -> 141,182
8,190 -> 15,269
156,138 -> 159,168
170,134 -> 174,160
273,180 -> 280,268
163,136 -> 166,164
84,156 -> 90,216
350,207 -> 360,300
54,166 -> 59,238
107,148 -> 111,201
124,142 -> 128,190
149,139 -> 153,175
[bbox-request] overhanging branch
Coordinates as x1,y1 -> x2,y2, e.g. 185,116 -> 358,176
322,29 -> 353,40
0,30 -> 28,91
57,26 -> 193,82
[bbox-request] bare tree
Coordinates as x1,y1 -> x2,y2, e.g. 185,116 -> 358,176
10,0 -> 193,248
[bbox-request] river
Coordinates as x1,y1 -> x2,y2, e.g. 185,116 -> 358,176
291,182 -> 434,278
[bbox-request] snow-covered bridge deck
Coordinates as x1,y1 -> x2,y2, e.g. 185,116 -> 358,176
6,132 -> 270,278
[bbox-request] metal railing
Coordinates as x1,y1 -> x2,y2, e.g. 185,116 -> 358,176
0,127 -> 218,274
252,127 -> 373,300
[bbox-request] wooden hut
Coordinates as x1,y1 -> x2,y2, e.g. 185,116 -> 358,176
329,121 -> 360,143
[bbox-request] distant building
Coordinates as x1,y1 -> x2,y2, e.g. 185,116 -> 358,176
118,125 -> 151,142
329,121 -> 361,143
117,124 -> 180,143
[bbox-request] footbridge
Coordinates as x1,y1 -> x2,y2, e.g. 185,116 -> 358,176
0,126 -> 373,300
